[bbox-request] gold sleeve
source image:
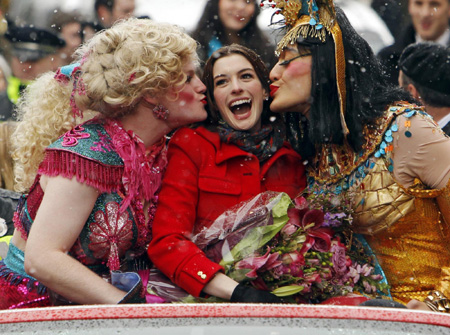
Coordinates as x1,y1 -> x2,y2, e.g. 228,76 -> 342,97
436,178 -> 450,227
435,178 -> 450,300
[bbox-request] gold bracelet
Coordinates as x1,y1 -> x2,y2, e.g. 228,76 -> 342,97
424,290 -> 450,313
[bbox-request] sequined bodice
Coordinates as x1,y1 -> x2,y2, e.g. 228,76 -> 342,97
14,120 -> 156,275
308,103 -> 450,303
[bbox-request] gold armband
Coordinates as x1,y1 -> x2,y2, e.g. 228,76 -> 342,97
424,290 -> 450,313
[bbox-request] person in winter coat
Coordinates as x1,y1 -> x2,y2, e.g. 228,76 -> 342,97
148,44 -> 306,303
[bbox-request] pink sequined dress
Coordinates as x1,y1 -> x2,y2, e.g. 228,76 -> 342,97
0,118 -> 167,309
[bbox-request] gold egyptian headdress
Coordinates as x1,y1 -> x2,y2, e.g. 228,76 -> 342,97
261,0 -> 348,135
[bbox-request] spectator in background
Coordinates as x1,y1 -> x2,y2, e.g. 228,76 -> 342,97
49,9 -> 86,66
378,0 -> 450,85
3,25 -> 65,117
191,0 -> 277,69
79,20 -> 103,43
94,0 -> 135,29
7,0 -> 61,28
0,0 -> 19,256
0,26 -> 64,193
0,0 -> 12,121
398,42 -> 450,134
371,0 -> 409,43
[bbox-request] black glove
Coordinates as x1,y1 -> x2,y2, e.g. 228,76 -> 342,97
230,283 -> 283,303
112,271 -> 146,304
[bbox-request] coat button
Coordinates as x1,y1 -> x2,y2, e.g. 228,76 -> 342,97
197,271 -> 207,280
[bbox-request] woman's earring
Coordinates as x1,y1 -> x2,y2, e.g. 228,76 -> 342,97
153,104 -> 169,120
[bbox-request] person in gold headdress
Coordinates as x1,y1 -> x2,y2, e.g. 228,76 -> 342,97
264,0 -> 450,312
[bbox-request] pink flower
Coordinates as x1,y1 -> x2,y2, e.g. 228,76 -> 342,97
299,236 -> 315,254
287,205 -> 333,253
271,264 -> 289,279
281,222 -> 298,237
363,281 -> 377,294
304,272 -> 322,284
330,241 -> 348,276
287,262 -> 304,277
308,227 -> 333,252
281,251 -> 305,265
371,274 -> 383,281
235,248 -> 282,279
347,266 -> 360,284
358,264 -> 373,277
347,263 -> 374,284
280,251 -> 305,277
293,196 -> 309,210
345,257 -> 353,267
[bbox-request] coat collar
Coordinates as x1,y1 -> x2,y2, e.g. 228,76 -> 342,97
194,126 -> 253,164
194,126 -> 301,169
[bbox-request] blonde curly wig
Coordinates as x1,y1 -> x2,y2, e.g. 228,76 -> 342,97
74,18 -> 198,116
12,18 -> 199,192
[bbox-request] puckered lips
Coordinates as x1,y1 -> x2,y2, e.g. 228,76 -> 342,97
229,98 -> 252,120
270,85 -> 279,98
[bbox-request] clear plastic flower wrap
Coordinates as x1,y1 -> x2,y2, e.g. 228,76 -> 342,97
147,191 -> 389,303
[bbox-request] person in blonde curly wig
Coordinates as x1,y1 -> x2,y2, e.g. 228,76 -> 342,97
1,17 -> 207,309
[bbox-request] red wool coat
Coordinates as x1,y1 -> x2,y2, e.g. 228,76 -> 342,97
148,126 -> 306,297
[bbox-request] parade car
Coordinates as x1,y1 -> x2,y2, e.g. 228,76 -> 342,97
1,303 -> 450,335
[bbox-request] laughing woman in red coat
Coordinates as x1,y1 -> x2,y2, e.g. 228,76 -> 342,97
148,44 -> 306,303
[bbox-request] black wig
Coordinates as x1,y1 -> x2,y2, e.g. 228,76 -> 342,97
286,6 -> 412,158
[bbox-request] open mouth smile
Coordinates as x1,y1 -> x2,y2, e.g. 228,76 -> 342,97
229,98 -> 252,120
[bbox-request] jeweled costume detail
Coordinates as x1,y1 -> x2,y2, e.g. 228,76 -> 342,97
308,103 -> 450,304
0,119 -> 167,308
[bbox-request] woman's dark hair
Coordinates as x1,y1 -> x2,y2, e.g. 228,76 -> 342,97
191,0 -> 276,68
202,44 -> 275,126
286,6 -> 412,157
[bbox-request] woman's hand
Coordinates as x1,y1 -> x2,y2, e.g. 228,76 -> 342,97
202,272 -> 239,300
24,175 -> 127,304
407,299 -> 432,311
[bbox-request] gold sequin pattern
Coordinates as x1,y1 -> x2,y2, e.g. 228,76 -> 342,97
353,158 -> 415,235
308,103 -> 450,304
365,193 -> 450,303
354,155 -> 450,304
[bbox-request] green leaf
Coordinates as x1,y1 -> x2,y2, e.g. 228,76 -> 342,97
272,285 -> 305,297
219,193 -> 293,268
227,268 -> 253,282
220,220 -> 288,268
272,192 -> 293,218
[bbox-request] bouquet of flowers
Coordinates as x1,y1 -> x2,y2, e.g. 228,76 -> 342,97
195,190 -> 388,303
